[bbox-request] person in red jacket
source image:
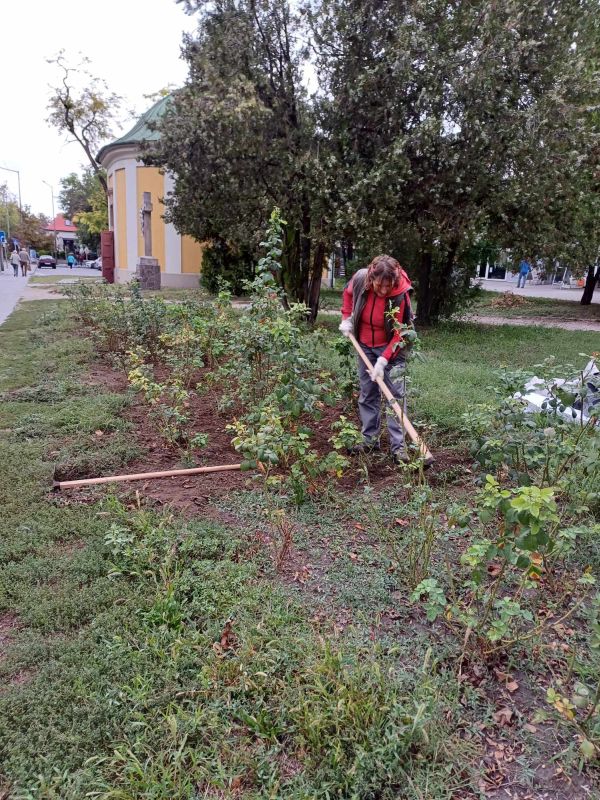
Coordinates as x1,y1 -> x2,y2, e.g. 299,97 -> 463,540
339,254 -> 413,463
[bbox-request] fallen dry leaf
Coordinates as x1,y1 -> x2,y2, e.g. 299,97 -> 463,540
219,619 -> 235,650
506,680 -> 519,693
94,430 -> 104,437
394,518 -> 409,527
487,562 -> 502,578
385,609 -> 403,620
523,723 -> 537,733
493,706 -> 513,726
348,552 -> 359,561
353,523 -> 365,531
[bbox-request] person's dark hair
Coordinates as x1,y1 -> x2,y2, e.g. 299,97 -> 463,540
365,254 -> 402,290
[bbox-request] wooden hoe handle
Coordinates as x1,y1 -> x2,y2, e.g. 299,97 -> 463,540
53,463 -> 242,490
348,333 -> 434,465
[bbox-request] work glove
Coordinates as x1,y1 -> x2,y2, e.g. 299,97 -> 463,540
339,316 -> 353,337
371,356 -> 388,382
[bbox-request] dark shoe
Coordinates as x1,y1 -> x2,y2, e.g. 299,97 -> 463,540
392,450 -> 410,465
348,441 -> 380,455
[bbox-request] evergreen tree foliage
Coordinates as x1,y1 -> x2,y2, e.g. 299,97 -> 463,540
146,0 -> 332,320
148,0 -> 600,319
310,0 -> 600,321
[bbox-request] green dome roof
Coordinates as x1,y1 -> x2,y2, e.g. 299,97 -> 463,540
97,95 -> 170,163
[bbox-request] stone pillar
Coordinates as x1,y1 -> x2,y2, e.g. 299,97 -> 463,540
136,256 -> 161,290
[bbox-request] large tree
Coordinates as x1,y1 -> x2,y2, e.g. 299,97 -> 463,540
146,0 -> 332,319
58,169 -> 98,219
59,168 -> 107,249
47,52 -> 122,197
310,0 -> 600,322
0,186 -> 53,253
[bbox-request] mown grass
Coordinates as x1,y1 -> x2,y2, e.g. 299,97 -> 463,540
319,284 -> 600,320
1,298 -> 598,798
471,289 -> 600,320
317,314 -> 599,434
29,275 -> 103,284
0,302 -> 474,797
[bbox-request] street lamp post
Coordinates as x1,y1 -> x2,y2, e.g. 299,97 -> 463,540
42,180 -> 58,258
0,166 -> 22,222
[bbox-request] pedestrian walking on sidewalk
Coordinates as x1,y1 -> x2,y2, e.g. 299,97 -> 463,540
67,252 -> 76,269
517,257 -> 532,288
339,254 -> 414,464
18,248 -> 30,277
10,249 -> 20,277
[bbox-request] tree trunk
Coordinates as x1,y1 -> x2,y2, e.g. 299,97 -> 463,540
307,241 -> 326,322
282,224 -> 301,305
580,263 -> 599,305
300,207 -> 312,305
416,250 -> 433,326
429,238 -> 460,320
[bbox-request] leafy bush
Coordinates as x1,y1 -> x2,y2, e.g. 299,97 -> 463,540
463,362 -> 600,513
200,239 -> 255,295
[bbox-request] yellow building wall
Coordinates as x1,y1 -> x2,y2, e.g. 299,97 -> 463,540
115,169 -> 127,269
181,236 -> 203,274
136,167 -> 166,271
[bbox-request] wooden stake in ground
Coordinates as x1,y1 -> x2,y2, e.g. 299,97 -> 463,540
53,463 -> 242,490
348,333 -> 434,465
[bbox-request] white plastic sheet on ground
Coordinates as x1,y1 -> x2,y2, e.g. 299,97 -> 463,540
515,359 -> 599,424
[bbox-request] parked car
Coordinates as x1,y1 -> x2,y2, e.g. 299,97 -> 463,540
86,257 -> 102,270
37,254 -> 57,269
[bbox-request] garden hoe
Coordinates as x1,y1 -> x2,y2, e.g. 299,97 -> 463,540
348,333 -> 434,467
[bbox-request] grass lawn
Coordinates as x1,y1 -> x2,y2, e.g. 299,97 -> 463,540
0,299 -> 598,798
411,321 -> 599,431
29,275 -> 103,285
471,290 -> 600,320
319,285 -> 600,321
317,313 -> 599,433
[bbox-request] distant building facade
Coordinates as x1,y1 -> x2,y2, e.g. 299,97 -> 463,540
44,214 -> 78,253
97,97 -> 203,288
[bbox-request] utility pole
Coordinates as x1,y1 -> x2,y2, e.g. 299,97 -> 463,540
3,185 -> 10,241
42,180 -> 58,257
0,166 -> 22,222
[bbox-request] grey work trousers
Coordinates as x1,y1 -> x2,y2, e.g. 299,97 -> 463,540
357,344 -> 406,453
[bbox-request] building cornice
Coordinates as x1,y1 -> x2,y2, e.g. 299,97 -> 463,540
99,143 -> 142,172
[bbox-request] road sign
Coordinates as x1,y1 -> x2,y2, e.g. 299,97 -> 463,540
0,231 -> 5,243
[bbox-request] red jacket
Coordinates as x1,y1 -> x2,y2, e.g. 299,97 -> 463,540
341,269 -> 412,361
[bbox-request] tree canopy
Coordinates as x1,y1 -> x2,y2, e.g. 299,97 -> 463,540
0,184 -> 53,253
147,0 -> 600,318
47,52 -> 122,197
310,0 -> 600,320
146,0 -> 332,319
59,168 -> 108,248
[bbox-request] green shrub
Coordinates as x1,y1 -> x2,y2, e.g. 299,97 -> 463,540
200,239 -> 255,295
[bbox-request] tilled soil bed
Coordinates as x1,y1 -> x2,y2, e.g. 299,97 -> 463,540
54,361 -> 467,513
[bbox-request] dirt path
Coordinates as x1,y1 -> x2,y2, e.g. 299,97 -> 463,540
465,313 -> 600,332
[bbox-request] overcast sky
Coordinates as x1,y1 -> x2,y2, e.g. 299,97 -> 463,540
2,0 -> 197,219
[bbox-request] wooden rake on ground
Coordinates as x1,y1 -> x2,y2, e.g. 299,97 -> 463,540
348,333 -> 434,466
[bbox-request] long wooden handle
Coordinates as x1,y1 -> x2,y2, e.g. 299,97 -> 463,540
53,463 -> 242,490
348,333 -> 434,464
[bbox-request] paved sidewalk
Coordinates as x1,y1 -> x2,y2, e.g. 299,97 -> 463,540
0,268 -> 34,326
21,265 -> 102,302
475,278 -> 598,302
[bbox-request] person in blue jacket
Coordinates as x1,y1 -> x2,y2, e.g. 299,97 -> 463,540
67,252 -> 76,269
517,257 -> 531,288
